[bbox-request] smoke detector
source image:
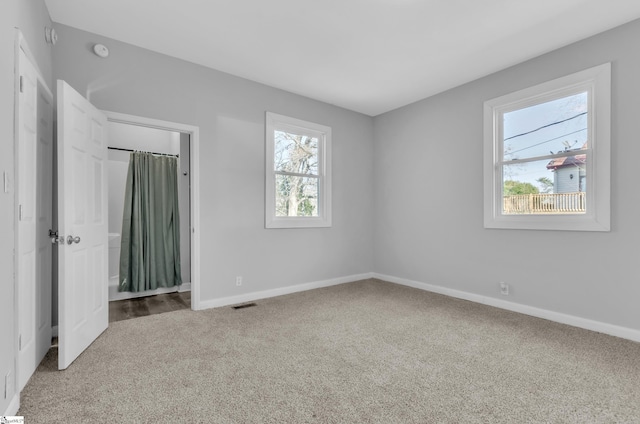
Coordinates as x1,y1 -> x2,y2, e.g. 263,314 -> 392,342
93,43 -> 109,58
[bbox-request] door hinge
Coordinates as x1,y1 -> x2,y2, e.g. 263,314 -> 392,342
19,204 -> 23,221
18,334 -> 21,351
19,75 -> 24,93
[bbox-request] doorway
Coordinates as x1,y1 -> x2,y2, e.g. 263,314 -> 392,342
51,112 -> 201,334
103,111 -> 201,311
107,123 -> 190,301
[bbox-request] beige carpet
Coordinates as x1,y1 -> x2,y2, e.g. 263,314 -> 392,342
18,279 -> 640,423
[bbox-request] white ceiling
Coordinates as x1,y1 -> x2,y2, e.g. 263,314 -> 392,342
44,0 -> 640,116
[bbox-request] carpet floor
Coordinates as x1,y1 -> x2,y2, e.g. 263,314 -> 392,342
18,279 -> 640,423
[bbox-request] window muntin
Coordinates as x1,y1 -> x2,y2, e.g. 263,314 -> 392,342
484,63 -> 610,231
266,113 -> 331,228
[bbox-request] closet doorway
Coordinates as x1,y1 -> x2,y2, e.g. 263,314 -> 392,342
104,111 -> 200,311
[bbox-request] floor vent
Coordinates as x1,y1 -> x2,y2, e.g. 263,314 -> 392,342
232,302 -> 257,310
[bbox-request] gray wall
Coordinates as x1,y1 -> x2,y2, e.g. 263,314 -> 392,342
52,24 -> 375,303
1,0 -> 53,413
373,19 -> 640,332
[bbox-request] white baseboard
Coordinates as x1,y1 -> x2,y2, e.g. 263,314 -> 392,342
197,273 -> 374,310
183,271 -> 640,343
374,273 -> 640,343
4,393 -> 20,417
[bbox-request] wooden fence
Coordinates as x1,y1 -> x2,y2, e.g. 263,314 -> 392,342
503,192 -> 585,214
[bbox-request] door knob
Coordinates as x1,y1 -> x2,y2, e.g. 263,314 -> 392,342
67,235 -> 81,245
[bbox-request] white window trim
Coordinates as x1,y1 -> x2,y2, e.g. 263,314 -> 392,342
265,112 -> 332,229
483,63 -> 611,231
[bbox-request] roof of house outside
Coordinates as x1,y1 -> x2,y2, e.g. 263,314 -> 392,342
546,143 -> 587,170
546,154 -> 586,170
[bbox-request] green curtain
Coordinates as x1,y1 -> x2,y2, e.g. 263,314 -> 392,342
119,152 -> 182,292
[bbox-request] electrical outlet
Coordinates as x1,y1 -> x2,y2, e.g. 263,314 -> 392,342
499,282 -> 509,296
5,370 -> 13,399
236,276 -> 242,286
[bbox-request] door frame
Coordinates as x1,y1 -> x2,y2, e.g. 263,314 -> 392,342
103,111 -> 201,310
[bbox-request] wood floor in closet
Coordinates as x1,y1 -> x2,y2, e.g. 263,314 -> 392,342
108,291 -> 191,323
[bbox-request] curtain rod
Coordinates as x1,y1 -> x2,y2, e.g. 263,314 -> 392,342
107,146 -> 179,157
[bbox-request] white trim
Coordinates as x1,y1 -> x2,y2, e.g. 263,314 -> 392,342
265,112 -> 332,228
102,111 -> 202,311
198,273 -> 374,310
373,273 -> 640,343
483,63 -> 611,231
3,393 -> 20,417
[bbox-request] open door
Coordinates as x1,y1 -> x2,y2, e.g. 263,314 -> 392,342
57,80 -> 108,370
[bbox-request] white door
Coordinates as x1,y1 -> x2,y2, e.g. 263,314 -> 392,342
16,47 -> 40,390
57,80 -> 109,370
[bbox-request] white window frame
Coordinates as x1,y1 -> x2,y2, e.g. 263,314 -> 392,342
265,112 -> 332,228
483,63 -> 611,232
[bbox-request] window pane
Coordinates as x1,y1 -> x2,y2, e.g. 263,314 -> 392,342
503,92 -> 588,161
275,174 -> 319,217
274,130 -> 319,175
502,156 -> 586,215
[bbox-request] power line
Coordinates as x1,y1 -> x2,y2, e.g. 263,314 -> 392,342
504,112 -> 587,141
505,128 -> 587,156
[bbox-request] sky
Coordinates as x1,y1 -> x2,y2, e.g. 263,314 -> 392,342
501,91 -> 588,189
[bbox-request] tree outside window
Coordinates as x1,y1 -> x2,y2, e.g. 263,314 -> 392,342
265,112 -> 332,228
